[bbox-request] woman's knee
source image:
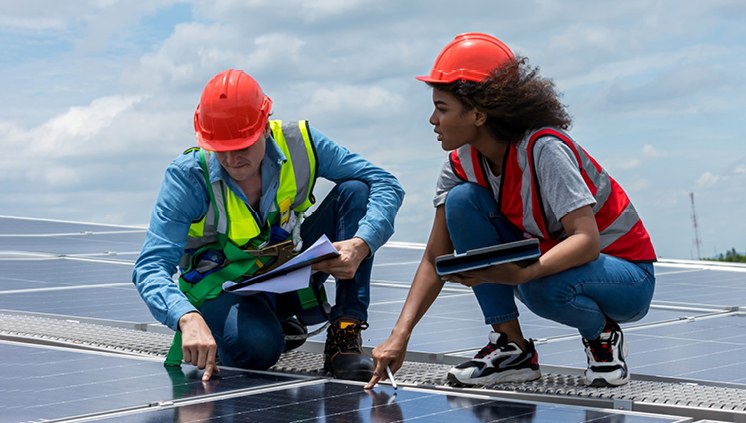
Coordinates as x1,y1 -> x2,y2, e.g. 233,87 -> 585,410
445,184 -> 490,217
518,279 -> 574,317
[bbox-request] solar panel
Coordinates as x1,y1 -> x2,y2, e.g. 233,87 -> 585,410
1,216 -> 745,422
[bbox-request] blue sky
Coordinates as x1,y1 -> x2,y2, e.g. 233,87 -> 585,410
2,0 -> 745,260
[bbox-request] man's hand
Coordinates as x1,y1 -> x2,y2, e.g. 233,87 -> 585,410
313,237 -> 370,279
178,312 -> 220,382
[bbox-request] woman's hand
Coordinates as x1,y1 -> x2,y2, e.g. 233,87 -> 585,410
365,333 -> 409,389
442,262 -> 534,286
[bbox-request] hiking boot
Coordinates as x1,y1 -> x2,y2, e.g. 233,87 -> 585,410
446,331 -> 541,386
323,317 -> 374,381
582,321 -> 629,387
281,316 -> 308,353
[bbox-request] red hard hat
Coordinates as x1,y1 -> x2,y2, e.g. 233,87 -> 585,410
416,33 -> 514,84
194,69 -> 272,152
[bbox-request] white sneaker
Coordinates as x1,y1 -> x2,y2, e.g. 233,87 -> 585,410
447,331 -> 541,386
582,321 -> 630,387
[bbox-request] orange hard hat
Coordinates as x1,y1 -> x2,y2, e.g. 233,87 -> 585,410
193,69 -> 272,152
416,33 -> 514,84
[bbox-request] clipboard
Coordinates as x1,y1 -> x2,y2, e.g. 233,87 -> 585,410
223,235 -> 340,292
434,238 -> 540,277
224,251 -> 339,292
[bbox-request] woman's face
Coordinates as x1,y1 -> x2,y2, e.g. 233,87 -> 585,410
428,88 -> 480,151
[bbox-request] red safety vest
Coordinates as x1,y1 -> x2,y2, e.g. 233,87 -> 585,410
449,127 -> 656,261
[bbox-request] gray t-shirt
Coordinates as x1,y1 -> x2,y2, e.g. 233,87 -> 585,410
434,136 -> 596,238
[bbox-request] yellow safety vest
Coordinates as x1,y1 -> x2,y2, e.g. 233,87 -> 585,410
165,120 -> 323,366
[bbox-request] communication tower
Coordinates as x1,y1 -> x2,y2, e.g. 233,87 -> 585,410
689,192 -> 703,260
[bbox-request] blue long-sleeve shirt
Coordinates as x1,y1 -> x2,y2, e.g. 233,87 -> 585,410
132,124 -> 404,331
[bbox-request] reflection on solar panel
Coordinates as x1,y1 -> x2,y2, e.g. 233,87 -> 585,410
1,215 -> 745,422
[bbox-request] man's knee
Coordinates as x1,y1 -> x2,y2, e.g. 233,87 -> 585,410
336,180 -> 370,201
220,329 -> 284,370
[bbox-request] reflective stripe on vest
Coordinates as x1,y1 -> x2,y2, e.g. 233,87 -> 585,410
449,127 -> 656,261
273,120 -> 318,212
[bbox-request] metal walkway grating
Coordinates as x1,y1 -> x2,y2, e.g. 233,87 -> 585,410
3,312 -> 746,422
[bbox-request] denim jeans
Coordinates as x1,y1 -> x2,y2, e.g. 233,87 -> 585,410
200,180 -> 373,369
444,183 -> 655,340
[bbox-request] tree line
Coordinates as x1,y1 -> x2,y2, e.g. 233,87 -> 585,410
704,248 -> 746,263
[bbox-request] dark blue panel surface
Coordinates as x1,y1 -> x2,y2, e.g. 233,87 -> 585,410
0,286 -> 156,323
533,314 -> 746,384
96,381 -> 682,422
0,342 -> 306,423
0,217 -> 142,235
653,266 -> 746,306
1,232 -> 147,255
365,288 -> 714,354
0,258 -> 135,290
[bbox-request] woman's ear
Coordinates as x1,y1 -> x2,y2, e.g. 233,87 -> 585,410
473,109 -> 487,127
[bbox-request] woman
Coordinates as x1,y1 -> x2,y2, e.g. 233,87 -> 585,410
365,33 -> 656,389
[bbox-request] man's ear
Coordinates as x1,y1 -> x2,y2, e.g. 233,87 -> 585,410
262,122 -> 271,138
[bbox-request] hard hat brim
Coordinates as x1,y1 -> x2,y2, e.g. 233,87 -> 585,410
415,74 -> 443,83
196,128 -> 265,152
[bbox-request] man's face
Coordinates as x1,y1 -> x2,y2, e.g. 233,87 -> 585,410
215,135 -> 266,183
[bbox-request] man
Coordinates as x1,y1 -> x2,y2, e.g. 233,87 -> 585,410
133,69 -> 404,382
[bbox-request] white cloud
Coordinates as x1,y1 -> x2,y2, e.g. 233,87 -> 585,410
295,0 -> 373,21
304,85 -> 405,118
620,177 -> 650,194
0,16 -> 67,31
126,24 -> 311,93
28,95 -> 145,155
615,158 -> 642,170
641,144 -> 667,159
0,95 -> 145,189
695,171 -> 724,188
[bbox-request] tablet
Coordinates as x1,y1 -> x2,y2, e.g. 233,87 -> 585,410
434,238 -> 540,276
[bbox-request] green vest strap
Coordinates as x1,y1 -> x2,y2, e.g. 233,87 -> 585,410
179,241 -> 268,307
165,331 -> 183,366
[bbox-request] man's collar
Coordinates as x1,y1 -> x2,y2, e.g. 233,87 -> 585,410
264,134 -> 286,165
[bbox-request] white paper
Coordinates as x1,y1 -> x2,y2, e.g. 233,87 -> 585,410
226,266 -> 312,294
222,234 -> 338,295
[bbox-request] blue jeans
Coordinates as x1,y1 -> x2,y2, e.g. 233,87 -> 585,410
444,183 -> 655,340
200,180 -> 373,369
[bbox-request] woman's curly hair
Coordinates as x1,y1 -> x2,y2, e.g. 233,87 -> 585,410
429,55 -> 572,143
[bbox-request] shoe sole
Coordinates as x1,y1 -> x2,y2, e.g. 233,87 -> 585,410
446,368 -> 541,387
586,376 -> 630,387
